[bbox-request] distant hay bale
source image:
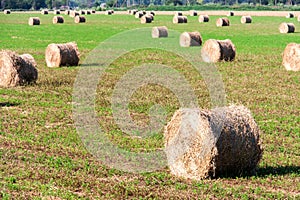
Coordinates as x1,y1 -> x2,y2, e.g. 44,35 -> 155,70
152,26 -> 168,38
54,10 -> 60,15
135,11 -> 143,18
86,10 -> 91,15
216,18 -> 230,27
130,9 -> 138,15
41,10 -> 48,15
91,10 -> 96,14
45,42 -> 80,67
189,10 -> 197,16
74,16 -> 86,23
64,10 -> 70,15
106,10 -> 113,15
180,31 -> 202,47
140,15 -> 152,24
282,43 -> 300,71
52,16 -> 64,24
0,50 -> 38,87
201,39 -> 236,62
198,15 -> 209,23
175,11 -> 183,16
164,105 -> 263,180
4,9 -> 11,14
286,12 -> 294,18
69,11 -> 79,18
28,17 -> 40,26
227,11 -> 234,16
279,23 -> 295,33
173,16 -> 187,24
80,10 -> 85,15
149,11 -> 155,16
241,16 -> 252,24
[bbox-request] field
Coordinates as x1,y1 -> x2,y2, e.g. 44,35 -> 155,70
0,12 -> 299,199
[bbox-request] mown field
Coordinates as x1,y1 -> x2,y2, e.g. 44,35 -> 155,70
0,12 -> 299,199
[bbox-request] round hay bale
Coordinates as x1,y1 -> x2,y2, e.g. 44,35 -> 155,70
201,39 -> 236,62
140,15 -> 152,24
286,12 -> 294,18
149,11 -> 155,16
164,105 -> 263,180
28,17 -> 40,26
282,43 -> 300,71
86,10 -> 91,15
227,11 -> 234,16
135,11 -> 143,18
0,50 -> 38,87
152,26 -> 168,38
4,9 -> 11,14
106,10 -> 113,15
54,10 -> 60,15
74,16 -> 86,23
198,15 -> 209,23
175,11 -> 183,16
189,10 -> 197,16
80,10 -> 85,15
69,11 -> 79,18
180,31 -> 202,47
92,10 -> 96,14
52,16 -> 64,24
241,16 -> 252,24
41,10 -> 48,15
216,18 -> 230,27
131,9 -> 138,15
45,42 -> 80,67
173,16 -> 187,24
279,22 -> 295,33
64,10 -> 70,15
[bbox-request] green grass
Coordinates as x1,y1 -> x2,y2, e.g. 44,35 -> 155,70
0,12 -> 300,199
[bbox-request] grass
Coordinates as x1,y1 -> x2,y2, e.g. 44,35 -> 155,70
0,12 -> 299,199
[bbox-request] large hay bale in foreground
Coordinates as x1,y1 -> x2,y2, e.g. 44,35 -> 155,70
241,16 -> 252,24
41,10 -> 48,15
173,16 -> 187,24
282,43 -> 300,71
28,17 -> 40,26
45,42 -> 80,67
140,15 -> 152,24
164,105 -> 263,179
189,10 -> 197,16
279,23 -> 295,33
216,18 -> 230,27
198,15 -> 209,23
152,26 -> 168,38
52,16 -> 64,24
286,12 -> 294,18
201,39 -> 236,62
4,9 -> 11,14
180,32 -> 202,47
0,50 -> 38,87
74,16 -> 86,23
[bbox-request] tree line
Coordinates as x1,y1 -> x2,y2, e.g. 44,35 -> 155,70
0,0 -> 298,10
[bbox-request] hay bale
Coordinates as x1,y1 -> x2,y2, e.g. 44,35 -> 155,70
52,16 -> 64,24
106,10 -> 113,15
164,105 -> 263,180
189,10 -> 197,16
4,9 -> 11,14
135,11 -> 143,18
54,10 -> 60,15
45,42 -> 80,67
80,10 -> 85,15
64,10 -> 70,15
198,15 -> 209,23
286,12 -> 294,18
41,10 -> 48,15
201,39 -> 236,62
149,11 -> 155,16
282,43 -> 300,71
86,10 -> 91,15
241,16 -> 252,24
152,26 -> 168,38
175,11 -> 183,16
173,16 -> 187,24
74,16 -> 86,23
0,50 -> 38,87
180,32 -> 202,47
28,17 -> 40,26
69,11 -> 79,18
92,10 -> 96,14
216,18 -> 230,27
279,23 -> 295,33
140,15 -> 152,24
130,9 -> 138,15
227,11 -> 234,16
